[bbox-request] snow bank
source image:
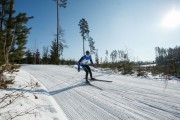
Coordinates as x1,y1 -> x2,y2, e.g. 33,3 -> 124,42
0,69 -> 68,120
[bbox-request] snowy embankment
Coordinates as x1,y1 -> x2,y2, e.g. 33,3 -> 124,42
1,64 -> 180,120
19,65 -> 180,120
0,67 -> 67,120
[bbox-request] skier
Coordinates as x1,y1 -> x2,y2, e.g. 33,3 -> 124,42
78,51 -> 96,84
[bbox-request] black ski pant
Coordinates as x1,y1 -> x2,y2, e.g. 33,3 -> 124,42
82,65 -> 92,80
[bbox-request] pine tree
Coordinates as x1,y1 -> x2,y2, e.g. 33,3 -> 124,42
10,13 -> 32,63
57,28 -> 66,57
25,50 -> 33,64
88,37 -> 95,54
95,49 -> 99,65
0,0 -> 8,65
110,50 -> 118,63
155,46 -> 180,76
105,50 -> 108,63
0,0 -> 32,65
49,28 -> 66,64
50,39 -> 59,64
0,0 -> 15,65
78,18 -> 89,55
53,0 -> 67,7
53,0 -> 67,61
42,46 -> 49,64
35,49 -> 40,64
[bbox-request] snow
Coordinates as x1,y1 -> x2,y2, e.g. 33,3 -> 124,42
140,64 -> 156,67
1,64 -> 180,120
0,67 -> 67,120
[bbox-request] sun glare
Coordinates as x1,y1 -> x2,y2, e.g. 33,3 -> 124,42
162,9 -> 180,28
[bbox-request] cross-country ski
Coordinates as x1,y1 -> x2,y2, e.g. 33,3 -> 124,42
90,78 -> 113,82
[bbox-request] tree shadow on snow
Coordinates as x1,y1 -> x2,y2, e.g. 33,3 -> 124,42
6,82 -> 86,96
6,87 -> 49,95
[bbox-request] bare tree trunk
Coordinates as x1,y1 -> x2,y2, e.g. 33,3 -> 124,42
3,38 -> 7,64
57,0 -> 59,60
83,38 -> 85,55
3,26 -> 16,65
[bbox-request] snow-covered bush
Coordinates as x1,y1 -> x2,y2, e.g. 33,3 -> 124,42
0,64 -> 20,89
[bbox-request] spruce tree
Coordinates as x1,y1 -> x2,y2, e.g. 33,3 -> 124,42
50,39 -> 59,64
42,46 -> 49,64
49,28 -> 66,64
25,50 -> 33,64
35,49 -> 40,64
0,0 -> 32,65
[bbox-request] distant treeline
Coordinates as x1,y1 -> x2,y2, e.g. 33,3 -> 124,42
97,47 -> 180,78
17,49 -> 77,65
16,46 -> 180,78
155,46 -> 180,77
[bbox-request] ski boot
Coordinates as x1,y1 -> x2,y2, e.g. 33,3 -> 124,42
85,79 -> 90,85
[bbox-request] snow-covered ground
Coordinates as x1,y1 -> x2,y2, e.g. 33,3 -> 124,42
1,64 -> 180,120
0,66 -> 67,120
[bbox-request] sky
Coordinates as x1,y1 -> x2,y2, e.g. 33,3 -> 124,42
15,0 -> 180,62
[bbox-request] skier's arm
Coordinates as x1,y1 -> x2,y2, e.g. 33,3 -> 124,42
90,58 -> 94,65
77,56 -> 84,72
78,56 -> 84,63
90,56 -> 96,67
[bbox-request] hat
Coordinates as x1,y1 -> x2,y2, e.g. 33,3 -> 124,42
86,51 -> 90,55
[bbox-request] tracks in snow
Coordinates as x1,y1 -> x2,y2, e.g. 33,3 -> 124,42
22,65 -> 180,120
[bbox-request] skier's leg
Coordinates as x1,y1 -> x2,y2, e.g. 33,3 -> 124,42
86,65 -> 93,79
83,66 -> 89,82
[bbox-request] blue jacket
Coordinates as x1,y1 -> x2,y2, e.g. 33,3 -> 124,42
78,55 -> 94,67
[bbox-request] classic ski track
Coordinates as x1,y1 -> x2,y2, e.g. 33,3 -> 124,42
27,70 -> 133,119
100,82 -> 180,119
22,66 -> 120,119
77,84 -> 180,120
75,88 -> 154,120
21,65 -> 180,120
45,80 -> 119,119
61,86 -> 120,120
92,80 -> 180,119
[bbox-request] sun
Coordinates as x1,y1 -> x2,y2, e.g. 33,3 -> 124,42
162,9 -> 180,28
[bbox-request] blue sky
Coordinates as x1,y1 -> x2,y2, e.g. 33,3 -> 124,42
15,0 -> 180,62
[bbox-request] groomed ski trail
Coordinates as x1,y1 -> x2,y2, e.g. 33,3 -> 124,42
21,65 -> 180,120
